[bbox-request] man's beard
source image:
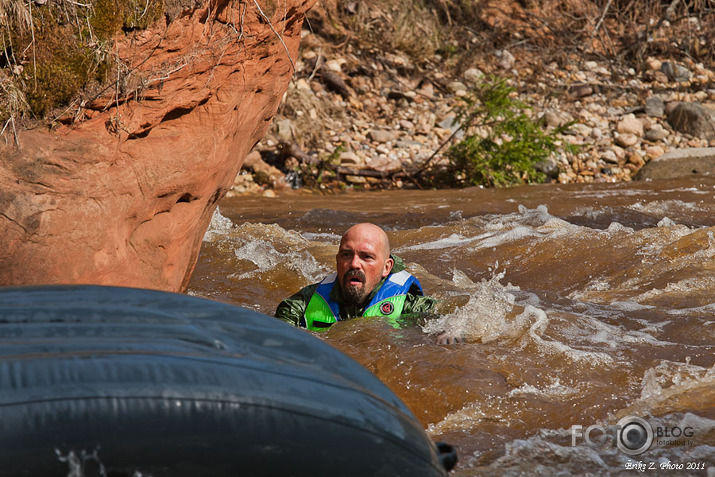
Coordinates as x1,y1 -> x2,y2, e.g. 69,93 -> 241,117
341,269 -> 367,305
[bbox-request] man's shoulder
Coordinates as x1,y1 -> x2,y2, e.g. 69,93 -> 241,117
291,282 -> 321,302
275,281 -> 321,310
274,281 -> 322,326
390,254 -> 407,273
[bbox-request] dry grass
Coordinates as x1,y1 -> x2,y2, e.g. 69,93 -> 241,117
308,0 -> 444,64
0,0 -> 32,128
0,0 -> 31,32
274,82 -> 347,150
0,0 -> 168,140
0,77 -> 29,143
310,0 -> 714,75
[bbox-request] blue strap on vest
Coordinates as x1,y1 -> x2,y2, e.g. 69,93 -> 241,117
313,270 -> 423,321
314,273 -> 341,320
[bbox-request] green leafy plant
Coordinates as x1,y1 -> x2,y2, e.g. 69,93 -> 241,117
442,75 -> 578,187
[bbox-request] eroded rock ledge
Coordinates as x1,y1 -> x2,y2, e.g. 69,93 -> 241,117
0,0 -> 315,291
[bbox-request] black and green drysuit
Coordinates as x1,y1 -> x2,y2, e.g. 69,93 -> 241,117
275,255 -> 436,330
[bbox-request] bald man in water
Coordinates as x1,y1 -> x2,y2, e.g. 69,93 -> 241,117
275,223 -> 437,330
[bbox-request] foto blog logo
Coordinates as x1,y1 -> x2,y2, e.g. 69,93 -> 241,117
571,416 -> 654,455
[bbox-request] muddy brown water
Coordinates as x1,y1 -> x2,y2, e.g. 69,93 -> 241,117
189,177 -> 715,475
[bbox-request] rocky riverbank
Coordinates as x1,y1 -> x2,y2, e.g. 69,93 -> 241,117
228,1 -> 715,196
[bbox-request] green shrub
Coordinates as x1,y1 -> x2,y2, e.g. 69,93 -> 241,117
441,76 -> 578,187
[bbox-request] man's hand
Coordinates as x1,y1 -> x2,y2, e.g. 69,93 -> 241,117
436,332 -> 464,345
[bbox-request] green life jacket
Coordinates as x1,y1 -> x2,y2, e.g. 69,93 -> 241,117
303,270 -> 422,331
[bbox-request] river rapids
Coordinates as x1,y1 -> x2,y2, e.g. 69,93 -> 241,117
189,177 -> 715,476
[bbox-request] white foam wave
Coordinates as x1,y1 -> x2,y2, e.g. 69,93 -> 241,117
421,270 -> 522,343
667,303 -> 715,315
208,222 -> 330,283
300,232 -> 341,242
423,269 -> 614,363
628,199 -> 704,216
401,205 -> 576,254
231,238 -> 325,282
639,359 -> 714,402
485,431 -> 610,474
460,416 -> 715,476
635,274 -> 715,305
507,378 -> 581,399
610,301 -> 654,311
657,216 -> 677,227
399,232 -> 486,251
527,307 -> 614,364
517,203 -> 552,221
585,314 -> 674,347
606,222 -> 634,233
203,207 -> 234,242
471,226 -> 542,250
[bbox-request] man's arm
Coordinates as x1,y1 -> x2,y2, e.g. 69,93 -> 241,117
402,283 -> 438,315
274,283 -> 319,327
403,293 -> 438,315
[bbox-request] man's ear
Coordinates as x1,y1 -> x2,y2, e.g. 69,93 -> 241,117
382,256 -> 394,277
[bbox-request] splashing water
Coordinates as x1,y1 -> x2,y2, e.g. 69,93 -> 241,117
189,179 -> 715,474
55,448 -> 108,477
54,448 -> 152,477
203,207 -> 235,242
422,269 -> 524,343
231,237 -> 324,283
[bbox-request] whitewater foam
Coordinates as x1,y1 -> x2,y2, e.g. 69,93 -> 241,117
203,207 -> 234,242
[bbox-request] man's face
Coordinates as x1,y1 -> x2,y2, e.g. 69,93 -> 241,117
336,227 -> 393,305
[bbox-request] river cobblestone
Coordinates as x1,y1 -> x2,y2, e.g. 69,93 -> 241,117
228,18 -> 715,196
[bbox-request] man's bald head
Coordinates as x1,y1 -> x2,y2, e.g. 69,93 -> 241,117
339,223 -> 391,259
336,223 -> 394,305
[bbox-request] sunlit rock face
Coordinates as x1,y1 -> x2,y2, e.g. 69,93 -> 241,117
0,0 -> 315,291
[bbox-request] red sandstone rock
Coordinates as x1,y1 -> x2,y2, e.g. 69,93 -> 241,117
0,0 -> 315,292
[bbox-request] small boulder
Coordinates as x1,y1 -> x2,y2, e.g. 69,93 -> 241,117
568,83 -> 594,99
448,81 -> 467,94
368,129 -> 398,143
645,97 -> 665,117
646,57 -> 662,71
644,124 -> 669,142
644,145 -> 665,160
339,151 -> 362,166
463,68 -> 483,84
398,119 -> 415,130
368,156 -> 402,173
635,147 -> 715,180
417,81 -> 434,98
627,152 -> 645,168
615,133 -> 639,148
497,50 -> 515,70
664,101 -> 681,116
601,150 -> 619,164
533,158 -> 560,178
660,62 -> 691,82
617,114 -> 644,136
325,60 -> 343,72
667,103 -> 715,140
276,119 -> 294,141
542,111 -> 572,128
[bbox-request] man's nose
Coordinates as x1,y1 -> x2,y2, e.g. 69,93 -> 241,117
349,254 -> 362,269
